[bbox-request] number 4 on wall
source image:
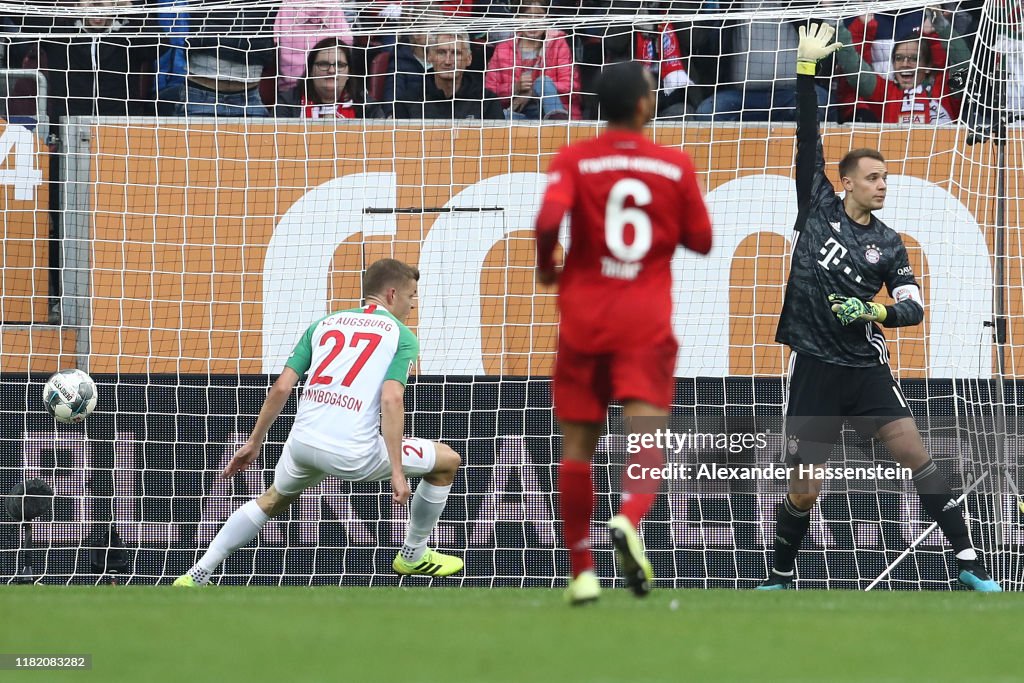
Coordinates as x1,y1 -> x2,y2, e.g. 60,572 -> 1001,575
0,126 -> 42,201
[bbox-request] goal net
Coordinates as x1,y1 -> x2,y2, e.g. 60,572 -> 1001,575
0,0 -> 1021,589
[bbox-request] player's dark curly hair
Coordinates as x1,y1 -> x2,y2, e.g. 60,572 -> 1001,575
363,259 -> 420,298
596,61 -> 651,124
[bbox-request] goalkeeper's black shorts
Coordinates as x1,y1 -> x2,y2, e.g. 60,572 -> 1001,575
782,352 -> 913,465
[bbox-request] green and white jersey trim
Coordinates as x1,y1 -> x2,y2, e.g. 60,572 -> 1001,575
284,304 -> 418,455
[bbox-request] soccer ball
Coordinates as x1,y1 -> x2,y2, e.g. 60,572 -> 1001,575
42,369 -> 98,424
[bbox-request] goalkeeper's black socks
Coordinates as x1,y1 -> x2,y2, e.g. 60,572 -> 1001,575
912,460 -> 972,554
770,494 -> 812,574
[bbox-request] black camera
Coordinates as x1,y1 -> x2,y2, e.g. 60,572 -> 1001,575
948,69 -> 968,95
5,479 -> 54,584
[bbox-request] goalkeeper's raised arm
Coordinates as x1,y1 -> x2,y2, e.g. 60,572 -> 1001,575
792,21 -> 924,331
794,23 -> 842,220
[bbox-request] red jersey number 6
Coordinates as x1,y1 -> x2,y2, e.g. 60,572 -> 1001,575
605,178 -> 653,263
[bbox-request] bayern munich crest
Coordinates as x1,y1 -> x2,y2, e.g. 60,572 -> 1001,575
864,245 -> 881,264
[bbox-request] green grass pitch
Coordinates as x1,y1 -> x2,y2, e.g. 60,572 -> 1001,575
2,586 -> 1020,683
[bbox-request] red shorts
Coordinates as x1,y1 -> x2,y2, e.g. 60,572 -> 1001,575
553,336 -> 678,422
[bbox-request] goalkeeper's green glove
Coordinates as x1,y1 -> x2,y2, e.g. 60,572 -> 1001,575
797,22 -> 843,76
829,294 -> 887,325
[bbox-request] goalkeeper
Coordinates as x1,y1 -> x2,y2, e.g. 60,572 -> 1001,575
764,23 -> 1000,591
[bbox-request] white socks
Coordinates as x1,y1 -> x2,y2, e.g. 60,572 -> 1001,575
400,482 -> 452,563
188,500 -> 270,584
185,482 -> 455,582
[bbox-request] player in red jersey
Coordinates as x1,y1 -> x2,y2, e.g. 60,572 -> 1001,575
534,61 -> 712,605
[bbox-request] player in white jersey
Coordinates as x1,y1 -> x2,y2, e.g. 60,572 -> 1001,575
175,259 -> 464,585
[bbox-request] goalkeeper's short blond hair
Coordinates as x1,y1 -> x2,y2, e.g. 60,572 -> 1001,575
839,148 -> 886,180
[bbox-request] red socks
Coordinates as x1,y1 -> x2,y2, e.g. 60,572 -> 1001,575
558,459 -> 594,576
619,440 -> 663,526
560,445 -> 662,576
618,492 -> 656,527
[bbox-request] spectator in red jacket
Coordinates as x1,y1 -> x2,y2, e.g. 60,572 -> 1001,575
485,0 -> 579,120
834,14 -> 879,122
836,10 -> 969,124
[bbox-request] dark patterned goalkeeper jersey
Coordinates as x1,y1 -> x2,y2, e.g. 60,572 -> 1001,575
775,74 -> 924,368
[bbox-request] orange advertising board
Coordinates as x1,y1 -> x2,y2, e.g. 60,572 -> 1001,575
83,122 -> 1017,378
0,123 -> 57,374
0,123 -> 49,324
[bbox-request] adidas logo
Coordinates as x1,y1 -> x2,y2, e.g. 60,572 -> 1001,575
942,498 -> 959,512
829,220 -> 841,233
413,561 -> 442,575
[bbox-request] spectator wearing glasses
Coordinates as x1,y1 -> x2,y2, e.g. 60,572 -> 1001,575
274,0 -> 353,96
278,37 -> 368,118
836,9 -> 969,124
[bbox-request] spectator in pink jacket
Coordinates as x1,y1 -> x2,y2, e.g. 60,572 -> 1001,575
275,0 -> 353,94
485,0 -> 579,120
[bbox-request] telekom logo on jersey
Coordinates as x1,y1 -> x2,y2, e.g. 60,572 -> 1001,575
263,172 -> 992,379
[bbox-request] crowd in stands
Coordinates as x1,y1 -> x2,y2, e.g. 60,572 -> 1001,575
0,0 -> 1004,327
0,0 -> 1006,127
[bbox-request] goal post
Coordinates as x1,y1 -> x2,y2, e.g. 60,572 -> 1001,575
0,0 -> 1022,589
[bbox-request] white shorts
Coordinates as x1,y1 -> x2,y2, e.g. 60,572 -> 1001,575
273,435 -> 438,496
